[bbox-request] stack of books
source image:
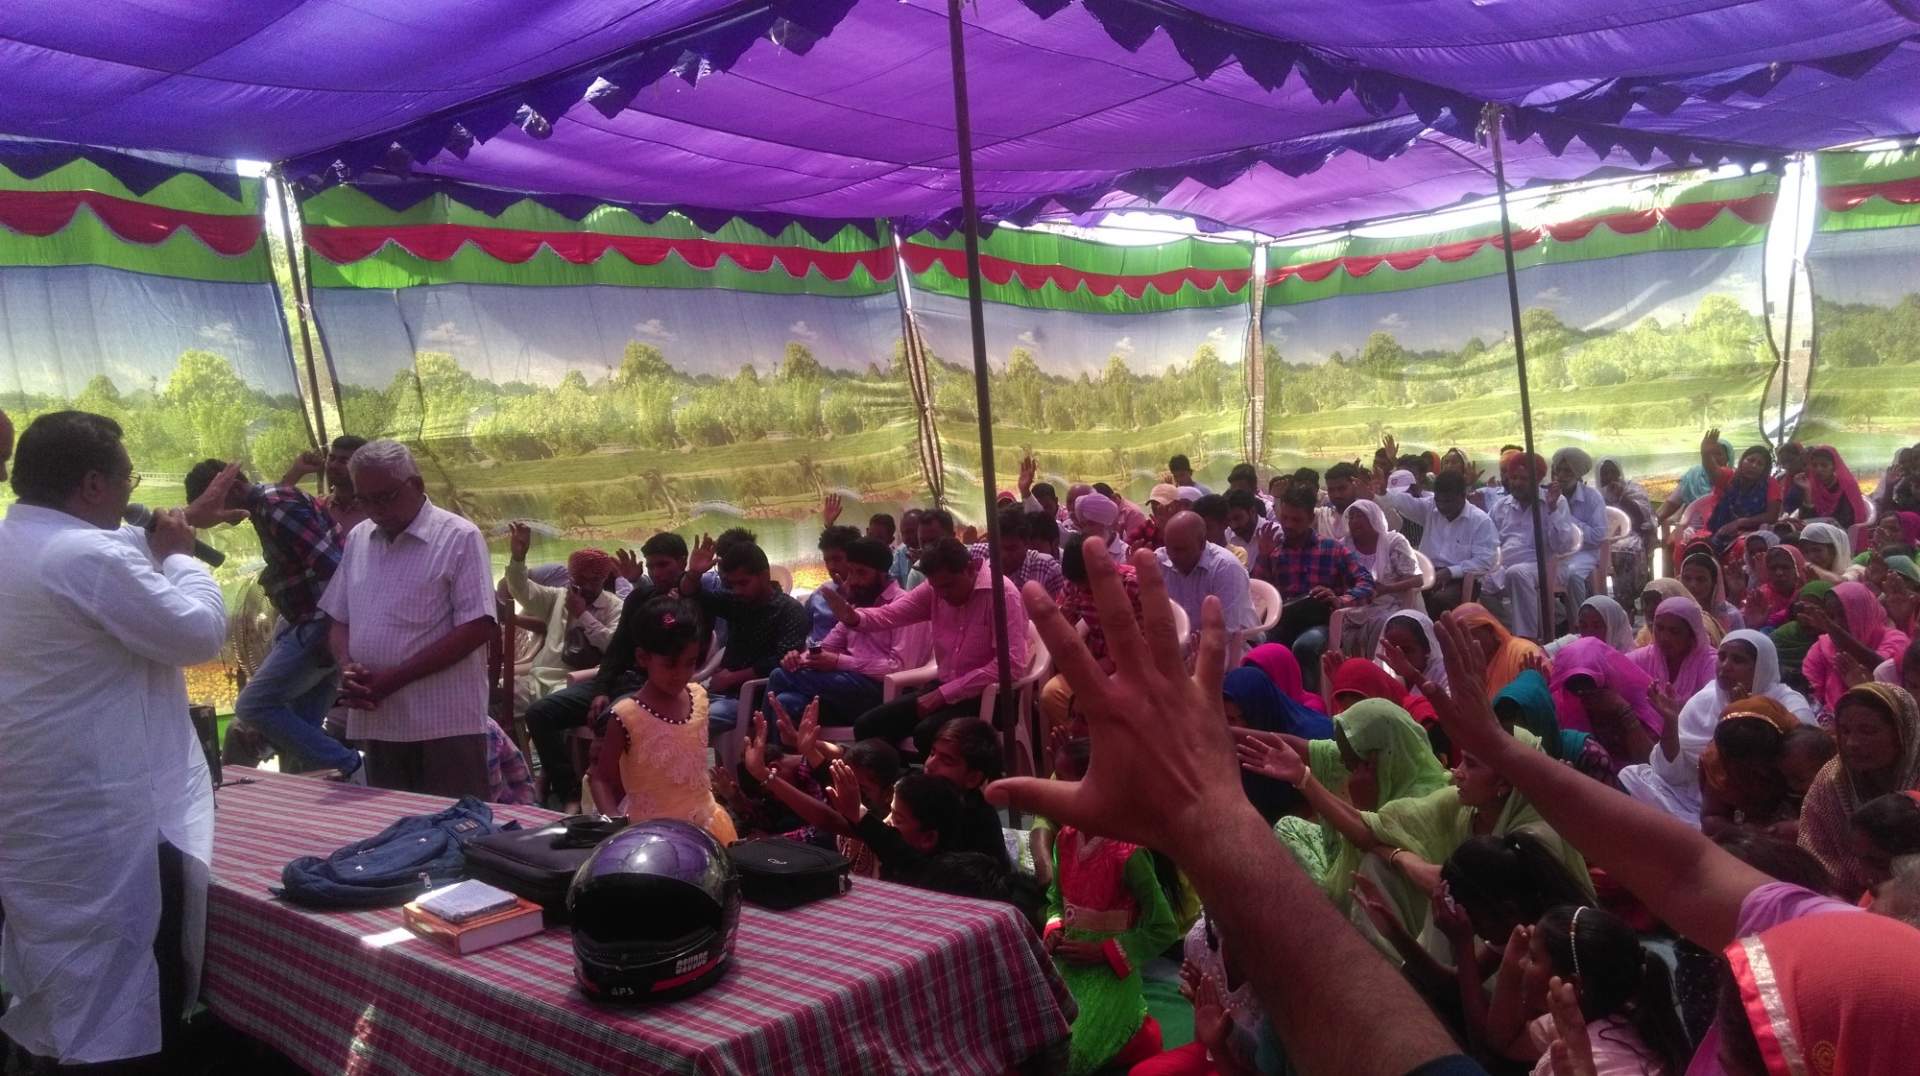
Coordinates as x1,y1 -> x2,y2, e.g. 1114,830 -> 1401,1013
402,880 -> 545,955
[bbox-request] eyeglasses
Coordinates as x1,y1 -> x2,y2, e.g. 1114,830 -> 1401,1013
123,472 -> 142,492
357,484 -> 413,509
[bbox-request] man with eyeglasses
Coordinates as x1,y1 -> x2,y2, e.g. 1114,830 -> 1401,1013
318,439 -> 496,796
0,410 -> 229,1069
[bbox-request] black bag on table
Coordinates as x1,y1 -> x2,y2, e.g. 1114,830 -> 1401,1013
463,814 -> 627,916
727,838 -> 851,909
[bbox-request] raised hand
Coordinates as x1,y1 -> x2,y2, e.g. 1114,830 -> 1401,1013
1543,976 -> 1598,1076
1647,684 -> 1681,726
1518,649 -> 1552,682
744,713 -> 771,781
507,520 -> 533,562
983,539 -> 1235,856
1018,454 -> 1037,495
1320,648 -> 1345,693
771,694 -> 820,761
183,460 -> 248,528
825,759 -> 863,825
1191,969 -> 1232,1052
1427,612 -> 1504,759
147,507 -> 197,561
1351,874 -> 1402,941
820,582 -> 858,626
1430,883 -> 1474,945
1836,652 -> 1871,690
1382,433 -> 1399,461
1233,728 -> 1306,784
686,533 -> 717,578
822,493 -> 843,527
1257,524 -> 1280,560
613,548 -> 643,583
1379,636 -> 1423,686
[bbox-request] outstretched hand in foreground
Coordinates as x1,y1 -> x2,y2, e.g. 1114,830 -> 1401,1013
985,542 -> 1233,851
987,539 -> 1461,1076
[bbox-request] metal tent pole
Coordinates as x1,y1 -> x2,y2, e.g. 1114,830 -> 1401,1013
1484,105 -> 1556,638
271,173 -> 329,451
943,0 -> 1018,775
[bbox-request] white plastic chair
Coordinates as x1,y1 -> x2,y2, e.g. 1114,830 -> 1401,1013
1249,579 -> 1282,634
769,564 -> 794,594
1413,549 -> 1437,590
1595,506 -> 1631,598
977,621 -> 1051,777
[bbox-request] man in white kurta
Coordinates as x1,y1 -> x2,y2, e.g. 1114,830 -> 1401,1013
0,411 -> 227,1065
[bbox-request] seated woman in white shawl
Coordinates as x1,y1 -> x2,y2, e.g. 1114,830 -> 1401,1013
1617,629 -> 1814,825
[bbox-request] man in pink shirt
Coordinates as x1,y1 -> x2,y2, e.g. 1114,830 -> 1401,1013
766,538 -> 926,727
825,537 -> 1028,755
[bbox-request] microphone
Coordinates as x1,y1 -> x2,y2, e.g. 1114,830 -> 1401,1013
123,503 -> 227,567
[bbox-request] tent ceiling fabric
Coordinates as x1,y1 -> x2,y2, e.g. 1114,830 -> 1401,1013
1,0 -> 1917,237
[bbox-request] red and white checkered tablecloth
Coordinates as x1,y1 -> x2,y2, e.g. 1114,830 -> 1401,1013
203,770 -> 1071,1075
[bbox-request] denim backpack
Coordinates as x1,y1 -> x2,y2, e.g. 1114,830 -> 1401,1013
276,796 -> 512,909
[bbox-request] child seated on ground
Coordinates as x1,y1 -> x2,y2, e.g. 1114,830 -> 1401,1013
1852,791 -> 1920,902
1130,912 -> 1265,1076
740,701 -> 902,878
924,716 -> 1015,869
587,597 -> 737,843
1485,905 -> 1690,1076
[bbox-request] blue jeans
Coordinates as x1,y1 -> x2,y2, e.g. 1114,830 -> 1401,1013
765,667 -> 883,730
235,618 -> 356,772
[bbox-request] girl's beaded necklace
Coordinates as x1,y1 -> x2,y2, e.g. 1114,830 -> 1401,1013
633,685 -> 694,725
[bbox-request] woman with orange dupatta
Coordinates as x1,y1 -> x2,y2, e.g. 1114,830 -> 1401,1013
1798,682 -> 1920,900
1451,603 -> 1546,700
1696,696 -> 1801,840
1724,913 -> 1920,1076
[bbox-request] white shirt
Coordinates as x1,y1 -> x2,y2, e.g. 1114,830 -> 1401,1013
1481,488 -> 1581,574
1376,491 -> 1500,577
0,504 -> 225,1062
319,500 -> 496,742
1557,482 -> 1608,574
504,559 -> 621,705
1158,542 -> 1259,663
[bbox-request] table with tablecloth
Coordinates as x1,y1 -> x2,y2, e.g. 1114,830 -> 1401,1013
202,770 -> 1071,1075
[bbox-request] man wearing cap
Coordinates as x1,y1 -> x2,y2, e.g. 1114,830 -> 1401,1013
1133,483 -> 1180,551
504,521 -> 623,715
1548,446 -> 1608,617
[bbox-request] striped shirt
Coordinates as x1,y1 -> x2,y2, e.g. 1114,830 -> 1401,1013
317,500 -> 496,742
245,483 -> 342,624
967,543 -> 1066,598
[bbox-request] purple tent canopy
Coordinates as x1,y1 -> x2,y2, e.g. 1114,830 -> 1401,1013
3,0 -> 1918,236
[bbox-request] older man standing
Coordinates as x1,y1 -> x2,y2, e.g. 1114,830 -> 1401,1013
318,440 -> 496,796
1548,447 -> 1608,616
1157,511 -> 1258,662
0,411 -> 228,1069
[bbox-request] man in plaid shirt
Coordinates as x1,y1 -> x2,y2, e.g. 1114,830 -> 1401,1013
186,456 -> 361,779
1252,486 -> 1373,669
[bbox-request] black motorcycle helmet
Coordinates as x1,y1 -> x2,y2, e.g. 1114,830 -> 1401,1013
568,820 -> 741,1003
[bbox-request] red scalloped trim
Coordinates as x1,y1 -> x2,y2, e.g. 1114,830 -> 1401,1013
303,223 -> 896,281
1821,175 -> 1920,213
0,189 -> 261,256
1265,193 -> 1775,286
899,242 -> 1251,298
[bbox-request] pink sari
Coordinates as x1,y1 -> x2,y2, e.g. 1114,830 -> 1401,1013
1550,636 -> 1664,737
1625,596 -> 1719,702
1806,445 -> 1869,524
1243,643 -> 1327,713
1802,581 -> 1913,710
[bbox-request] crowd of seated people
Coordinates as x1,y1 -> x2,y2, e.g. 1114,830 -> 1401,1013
120,399 -> 1920,1076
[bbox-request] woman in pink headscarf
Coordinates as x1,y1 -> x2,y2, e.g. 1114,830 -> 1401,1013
1625,596 -> 1719,702
1550,637 -> 1664,775
1241,643 -> 1327,713
1801,581 -> 1914,711
1794,444 -> 1870,529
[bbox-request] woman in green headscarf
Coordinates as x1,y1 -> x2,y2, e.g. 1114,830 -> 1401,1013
1235,699 -> 1448,910
1882,554 -> 1920,636
1492,669 -> 1621,789
1768,579 -> 1836,694
1239,704 -> 1591,937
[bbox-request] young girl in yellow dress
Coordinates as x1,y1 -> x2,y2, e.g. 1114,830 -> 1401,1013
588,597 -> 737,844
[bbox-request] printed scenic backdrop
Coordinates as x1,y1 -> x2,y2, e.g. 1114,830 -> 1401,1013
0,146 -> 310,706
1258,170 -> 1780,489
907,229 -> 1254,517
1803,145 -> 1920,481
304,184 -> 922,570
